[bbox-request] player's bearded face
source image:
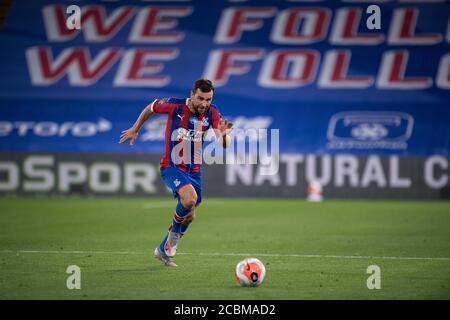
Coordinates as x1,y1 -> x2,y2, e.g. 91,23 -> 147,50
191,89 -> 213,114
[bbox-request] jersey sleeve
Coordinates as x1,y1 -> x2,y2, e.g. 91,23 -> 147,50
150,98 -> 176,114
211,106 -> 221,129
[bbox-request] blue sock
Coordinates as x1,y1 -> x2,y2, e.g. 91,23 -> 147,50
159,232 -> 169,253
172,199 -> 192,233
180,223 -> 189,235
159,199 -> 192,252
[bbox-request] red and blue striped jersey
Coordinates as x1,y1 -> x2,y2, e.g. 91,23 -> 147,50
150,97 -> 221,174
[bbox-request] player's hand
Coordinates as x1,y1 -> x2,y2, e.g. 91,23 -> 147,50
119,127 -> 138,145
218,119 -> 233,135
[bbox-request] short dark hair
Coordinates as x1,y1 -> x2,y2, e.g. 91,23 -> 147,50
192,78 -> 214,94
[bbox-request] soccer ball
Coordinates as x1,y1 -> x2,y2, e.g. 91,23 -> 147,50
235,258 -> 266,287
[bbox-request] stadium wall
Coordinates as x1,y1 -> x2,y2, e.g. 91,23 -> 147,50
1,153 -> 449,199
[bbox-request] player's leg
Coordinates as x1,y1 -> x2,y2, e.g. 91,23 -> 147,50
180,175 -> 202,235
179,205 -> 197,237
159,184 -> 197,257
155,167 -> 194,266
179,198 -> 201,236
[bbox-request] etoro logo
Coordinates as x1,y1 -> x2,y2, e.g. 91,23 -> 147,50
0,118 -> 111,137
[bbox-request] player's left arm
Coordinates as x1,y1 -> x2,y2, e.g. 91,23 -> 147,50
211,107 -> 233,148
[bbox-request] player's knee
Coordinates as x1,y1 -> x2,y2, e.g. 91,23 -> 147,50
182,196 -> 197,209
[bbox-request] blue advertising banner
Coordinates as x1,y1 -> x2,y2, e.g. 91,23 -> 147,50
1,98 -> 448,155
0,0 -> 449,155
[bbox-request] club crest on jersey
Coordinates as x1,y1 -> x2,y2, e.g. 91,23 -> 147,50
202,118 -> 209,126
174,179 -> 181,187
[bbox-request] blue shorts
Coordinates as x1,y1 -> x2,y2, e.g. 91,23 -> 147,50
160,166 -> 202,206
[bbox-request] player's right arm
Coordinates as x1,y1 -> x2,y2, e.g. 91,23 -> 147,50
119,101 -> 154,145
119,98 -> 175,145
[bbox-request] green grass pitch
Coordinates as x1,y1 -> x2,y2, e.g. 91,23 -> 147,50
0,197 -> 449,299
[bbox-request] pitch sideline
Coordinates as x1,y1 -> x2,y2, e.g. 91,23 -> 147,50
1,249 -> 450,261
